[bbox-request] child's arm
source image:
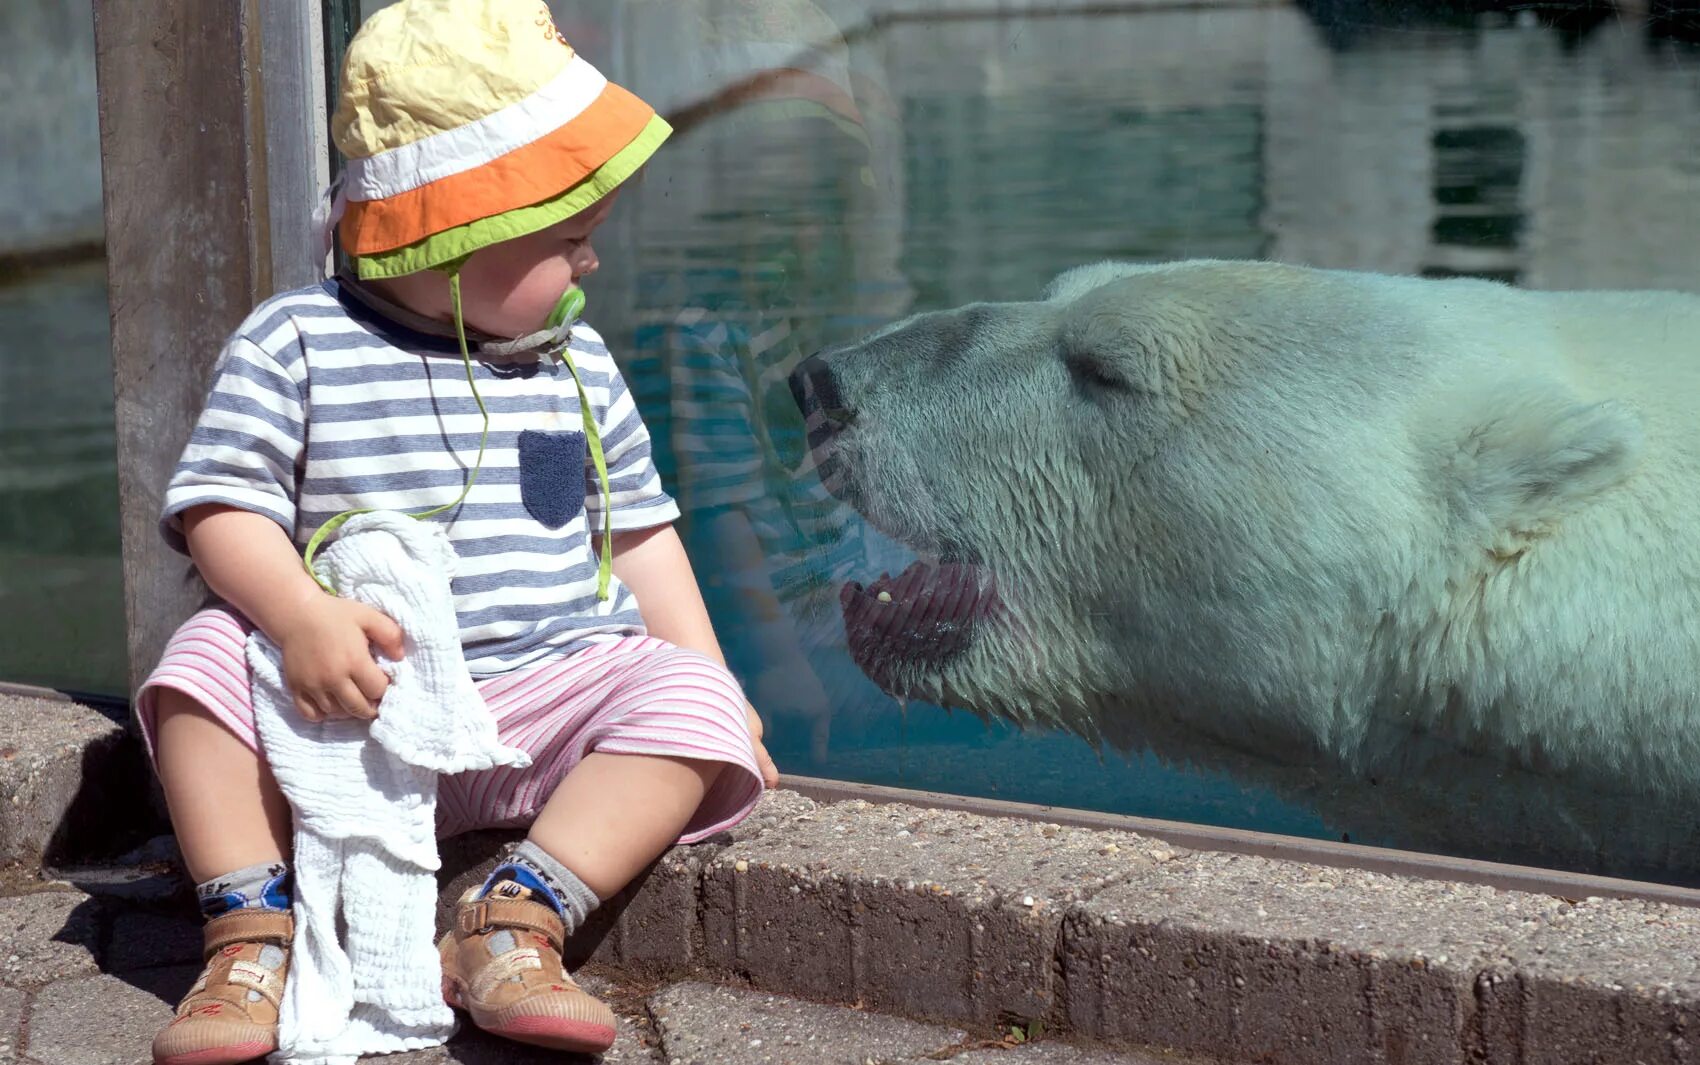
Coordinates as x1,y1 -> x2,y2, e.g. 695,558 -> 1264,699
605,523 -> 781,788
182,504 -> 404,723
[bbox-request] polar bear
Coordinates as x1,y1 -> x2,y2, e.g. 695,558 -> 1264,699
790,260 -> 1700,873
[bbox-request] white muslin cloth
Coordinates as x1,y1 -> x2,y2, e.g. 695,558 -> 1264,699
250,512 -> 531,1065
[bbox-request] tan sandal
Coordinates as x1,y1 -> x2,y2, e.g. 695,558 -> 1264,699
152,909 -> 291,1065
438,883 -> 616,1053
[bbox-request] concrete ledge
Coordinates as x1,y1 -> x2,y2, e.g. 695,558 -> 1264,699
699,796 -> 1166,1025
0,691 -> 160,868
1060,852 -> 1561,1065
440,789 -> 1700,1065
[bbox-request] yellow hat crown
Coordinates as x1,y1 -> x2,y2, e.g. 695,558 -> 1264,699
331,0 -> 670,268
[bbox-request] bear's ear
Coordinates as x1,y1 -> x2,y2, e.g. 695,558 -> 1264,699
1445,383 -> 1644,535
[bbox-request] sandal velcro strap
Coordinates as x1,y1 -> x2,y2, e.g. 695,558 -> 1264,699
203,909 -> 295,959
456,896 -> 565,952
226,958 -> 286,1008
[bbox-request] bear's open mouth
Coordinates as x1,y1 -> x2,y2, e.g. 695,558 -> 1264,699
839,557 -> 998,694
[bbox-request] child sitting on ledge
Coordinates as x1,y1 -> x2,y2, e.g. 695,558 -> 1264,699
138,2 -> 776,1061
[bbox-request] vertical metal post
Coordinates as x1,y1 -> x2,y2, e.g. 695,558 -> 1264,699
263,1 -> 332,290
93,0 -> 325,695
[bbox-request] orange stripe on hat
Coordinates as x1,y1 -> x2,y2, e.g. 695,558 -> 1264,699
339,80 -> 654,257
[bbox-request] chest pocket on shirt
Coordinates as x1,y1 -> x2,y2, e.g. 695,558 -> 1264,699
518,429 -> 588,530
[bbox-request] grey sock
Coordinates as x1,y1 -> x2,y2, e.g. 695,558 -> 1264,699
480,839 -> 601,937
196,860 -> 292,917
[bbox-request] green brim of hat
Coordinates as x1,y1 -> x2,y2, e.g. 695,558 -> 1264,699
354,112 -> 672,280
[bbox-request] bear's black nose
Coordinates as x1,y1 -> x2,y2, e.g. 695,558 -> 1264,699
789,355 -> 856,432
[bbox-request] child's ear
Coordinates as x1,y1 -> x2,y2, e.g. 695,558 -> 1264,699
1440,381 -> 1644,541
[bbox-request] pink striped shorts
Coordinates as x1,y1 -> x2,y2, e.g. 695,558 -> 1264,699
136,607 -> 764,842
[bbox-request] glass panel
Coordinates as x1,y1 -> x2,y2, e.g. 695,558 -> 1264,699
324,0 -> 1700,885
0,0 -> 127,695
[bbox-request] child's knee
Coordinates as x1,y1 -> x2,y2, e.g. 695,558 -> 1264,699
150,688 -> 263,771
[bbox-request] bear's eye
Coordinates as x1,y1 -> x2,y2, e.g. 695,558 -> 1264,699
1066,354 -> 1128,395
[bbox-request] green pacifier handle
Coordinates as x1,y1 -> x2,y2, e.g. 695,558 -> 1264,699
545,287 -> 586,331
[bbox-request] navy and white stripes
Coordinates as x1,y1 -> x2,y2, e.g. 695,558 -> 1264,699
162,280 -> 680,676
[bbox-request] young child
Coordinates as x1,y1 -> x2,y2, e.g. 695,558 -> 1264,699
138,2 -> 776,1061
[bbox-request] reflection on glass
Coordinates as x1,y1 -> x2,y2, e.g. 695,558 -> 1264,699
327,0 -> 1699,886
0,0 -> 126,694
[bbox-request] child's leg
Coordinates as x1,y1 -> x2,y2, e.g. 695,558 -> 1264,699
439,637 -> 763,1053
140,607 -> 295,892
154,689 -> 292,884
141,608 -> 295,1065
525,751 -> 723,899
443,634 -> 766,894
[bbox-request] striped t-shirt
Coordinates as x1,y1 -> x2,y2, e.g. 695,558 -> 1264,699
161,279 -> 680,677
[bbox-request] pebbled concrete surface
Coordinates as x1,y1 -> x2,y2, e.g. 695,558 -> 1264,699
644,981 -> 1219,1065
103,911 -> 203,973
0,890 -> 101,990
947,1043 -> 1222,1064
22,965 -> 197,1065
0,985 -> 23,1064
689,795 -> 1700,1065
650,980 -> 967,1064
0,694 -> 157,868
0,888 -> 1180,1065
1480,894 -> 1700,1065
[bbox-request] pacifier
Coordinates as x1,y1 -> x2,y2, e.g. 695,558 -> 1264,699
545,287 -> 587,331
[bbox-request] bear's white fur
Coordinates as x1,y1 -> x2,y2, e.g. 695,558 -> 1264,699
812,261 -> 1700,826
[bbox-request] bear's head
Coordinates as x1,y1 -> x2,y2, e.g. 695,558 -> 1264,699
791,260 -> 1644,768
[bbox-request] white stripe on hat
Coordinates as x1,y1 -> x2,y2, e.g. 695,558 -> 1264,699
342,56 -> 609,203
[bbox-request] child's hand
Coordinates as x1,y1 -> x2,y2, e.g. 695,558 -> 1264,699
176,506 -> 404,722
274,596 -> 406,723
745,703 -> 780,789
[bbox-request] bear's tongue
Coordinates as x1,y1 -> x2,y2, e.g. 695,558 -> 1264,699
839,560 -> 995,691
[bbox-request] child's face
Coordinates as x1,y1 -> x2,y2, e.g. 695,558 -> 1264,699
456,190 -> 620,337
